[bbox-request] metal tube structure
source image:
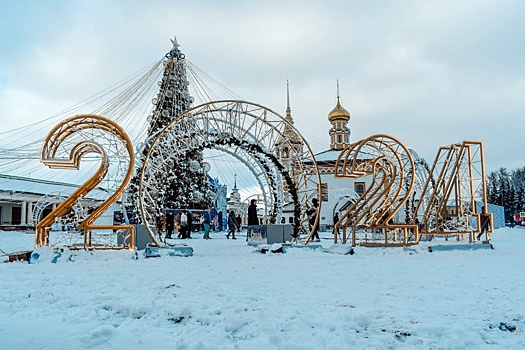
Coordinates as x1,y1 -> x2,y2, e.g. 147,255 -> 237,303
139,100 -> 321,245
37,114 -> 135,250
416,140 -> 492,242
334,134 -> 417,247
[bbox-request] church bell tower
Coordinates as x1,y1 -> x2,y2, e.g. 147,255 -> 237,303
328,81 -> 351,150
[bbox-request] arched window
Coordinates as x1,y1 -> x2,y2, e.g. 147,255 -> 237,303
355,182 -> 365,196
288,217 -> 294,224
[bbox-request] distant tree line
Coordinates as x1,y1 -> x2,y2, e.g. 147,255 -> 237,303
486,167 -> 525,221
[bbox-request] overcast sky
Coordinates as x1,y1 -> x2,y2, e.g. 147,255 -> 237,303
1,0 -> 524,175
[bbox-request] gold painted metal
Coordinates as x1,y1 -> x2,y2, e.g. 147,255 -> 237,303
333,134 -> 417,247
36,114 -> 135,250
415,141 -> 492,242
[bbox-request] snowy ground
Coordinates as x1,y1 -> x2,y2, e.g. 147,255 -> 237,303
1,228 -> 524,349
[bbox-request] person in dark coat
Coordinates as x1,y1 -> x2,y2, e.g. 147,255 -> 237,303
202,208 -> 212,240
333,212 -> 340,235
165,211 -> 174,239
306,198 -> 320,242
218,210 -> 223,232
477,206 -> 491,241
227,210 -> 237,239
186,210 -> 193,238
236,214 -> 242,232
247,199 -> 259,226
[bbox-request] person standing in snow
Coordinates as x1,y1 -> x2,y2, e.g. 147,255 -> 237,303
179,210 -> 188,239
227,210 -> 237,239
333,212 -> 340,235
218,210 -> 223,232
236,214 -> 242,232
175,212 -> 183,238
247,199 -> 259,226
186,210 -> 193,238
165,211 -> 174,239
306,198 -> 320,242
202,208 -> 212,240
477,206 -> 491,241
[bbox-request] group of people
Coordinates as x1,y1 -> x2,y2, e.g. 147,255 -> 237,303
162,200 -> 492,244
162,198 -> 327,242
201,198 -> 320,242
163,200 -> 257,241
165,210 -> 193,239
175,207 -> 243,240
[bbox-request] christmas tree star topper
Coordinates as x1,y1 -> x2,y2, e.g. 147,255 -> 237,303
170,37 -> 180,50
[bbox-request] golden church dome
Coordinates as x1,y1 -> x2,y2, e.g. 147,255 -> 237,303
328,98 -> 350,122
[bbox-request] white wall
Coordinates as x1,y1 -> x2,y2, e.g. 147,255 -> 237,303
0,203 -> 17,225
94,203 -> 122,226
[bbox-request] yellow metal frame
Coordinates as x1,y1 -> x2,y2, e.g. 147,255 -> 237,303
333,134 -> 417,247
415,140 -> 493,242
35,114 -> 135,250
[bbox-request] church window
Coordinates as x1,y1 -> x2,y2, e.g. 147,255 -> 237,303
344,135 -> 348,143
288,216 -> 294,224
321,183 -> 328,201
284,147 -> 289,158
338,135 -> 342,143
355,182 -> 365,196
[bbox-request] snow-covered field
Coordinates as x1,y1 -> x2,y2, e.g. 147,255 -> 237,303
1,228 -> 524,349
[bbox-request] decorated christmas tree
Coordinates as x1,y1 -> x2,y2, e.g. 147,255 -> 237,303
145,37 -> 193,142
127,37 -> 212,219
164,150 -> 212,209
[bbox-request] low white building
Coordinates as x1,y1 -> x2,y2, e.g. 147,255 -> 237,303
0,174 -> 110,229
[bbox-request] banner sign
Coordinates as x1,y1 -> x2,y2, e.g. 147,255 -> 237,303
247,225 -> 267,246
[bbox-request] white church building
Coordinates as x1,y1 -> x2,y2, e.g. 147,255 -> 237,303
273,84 -> 372,231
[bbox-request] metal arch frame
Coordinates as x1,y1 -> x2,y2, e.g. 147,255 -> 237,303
215,141 -> 284,221
32,191 -> 86,227
36,114 -> 135,250
213,146 -> 282,222
334,134 -> 417,246
329,188 -> 361,219
330,188 -> 361,241
139,100 -> 322,245
138,135 -> 285,228
32,191 -> 90,248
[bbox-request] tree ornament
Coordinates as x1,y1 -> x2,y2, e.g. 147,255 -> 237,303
189,160 -> 200,172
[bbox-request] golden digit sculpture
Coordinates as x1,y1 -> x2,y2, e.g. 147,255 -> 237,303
334,134 -> 417,246
35,114 -> 135,250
